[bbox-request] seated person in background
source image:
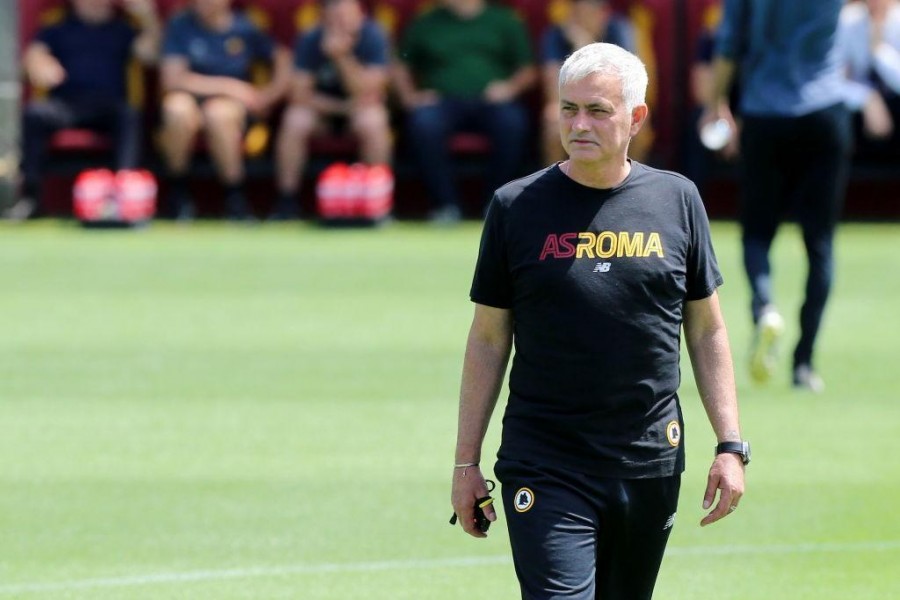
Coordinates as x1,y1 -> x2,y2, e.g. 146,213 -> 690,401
273,0 -> 391,220
158,0 -> 291,221
392,0 -> 537,223
540,0 -> 636,165
838,0 -> 900,163
9,0 -> 160,221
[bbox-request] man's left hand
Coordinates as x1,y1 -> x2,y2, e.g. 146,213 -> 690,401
322,29 -> 355,59
700,453 -> 745,526
121,0 -> 158,22
450,466 -> 497,538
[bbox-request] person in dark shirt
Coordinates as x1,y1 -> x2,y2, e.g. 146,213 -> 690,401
451,42 -> 748,600
8,0 -> 160,220
272,0 -> 391,220
158,0 -> 291,221
539,0 -> 637,165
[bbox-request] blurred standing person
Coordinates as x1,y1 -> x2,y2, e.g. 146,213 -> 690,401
452,42 -> 747,599
9,0 -> 160,220
838,0 -> 900,163
158,0 -> 291,221
393,0 -> 537,223
701,0 -> 853,391
272,0 -> 391,220
539,0 -> 637,165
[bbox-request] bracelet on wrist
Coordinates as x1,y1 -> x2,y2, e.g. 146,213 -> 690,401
454,462 -> 478,476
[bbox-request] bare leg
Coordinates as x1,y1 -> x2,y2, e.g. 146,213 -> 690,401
159,92 -> 202,174
275,104 -> 318,195
351,101 -> 392,165
200,97 -> 247,185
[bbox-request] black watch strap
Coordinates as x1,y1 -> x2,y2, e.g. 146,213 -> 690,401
715,441 -> 751,465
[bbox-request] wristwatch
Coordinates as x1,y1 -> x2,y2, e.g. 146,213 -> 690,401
715,441 -> 751,465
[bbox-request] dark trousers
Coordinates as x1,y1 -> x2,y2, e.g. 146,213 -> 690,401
739,103 -> 852,368
21,96 -> 142,197
496,460 -> 680,600
405,98 -> 530,210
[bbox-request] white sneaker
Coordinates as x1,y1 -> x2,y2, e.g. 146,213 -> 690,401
793,364 -> 825,393
428,205 -> 462,225
750,306 -> 784,384
4,197 -> 37,221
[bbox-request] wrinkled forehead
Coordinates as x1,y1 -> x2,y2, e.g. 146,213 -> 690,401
560,72 -> 625,105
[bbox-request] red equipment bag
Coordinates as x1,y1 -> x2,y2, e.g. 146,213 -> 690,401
73,168 -> 156,225
315,162 -> 393,225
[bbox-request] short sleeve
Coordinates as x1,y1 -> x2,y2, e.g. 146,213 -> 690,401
696,31 -> 715,64
356,22 -> 389,66
872,39 -> 900,94
504,12 -> 534,70
294,29 -> 321,71
684,186 -> 724,301
715,0 -> 748,61
607,18 -> 637,54
161,17 -> 188,58
469,197 -> 514,308
541,27 -> 566,64
249,26 -> 275,61
35,25 -> 60,53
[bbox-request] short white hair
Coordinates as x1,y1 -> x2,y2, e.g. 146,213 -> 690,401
558,42 -> 648,111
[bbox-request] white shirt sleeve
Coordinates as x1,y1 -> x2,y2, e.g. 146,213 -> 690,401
872,41 -> 900,94
843,80 -> 874,111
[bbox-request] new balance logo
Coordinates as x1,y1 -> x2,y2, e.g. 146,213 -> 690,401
663,513 -> 676,530
593,262 -> 611,273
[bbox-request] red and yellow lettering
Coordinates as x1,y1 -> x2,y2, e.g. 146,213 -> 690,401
576,232 -> 597,258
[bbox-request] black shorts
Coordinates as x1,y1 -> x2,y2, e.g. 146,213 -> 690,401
495,459 -> 681,600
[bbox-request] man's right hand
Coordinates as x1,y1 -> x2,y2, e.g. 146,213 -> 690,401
226,80 -> 266,115
322,28 -> 355,59
29,58 -> 66,90
121,0 -> 158,23
862,91 -> 894,139
450,465 -> 497,538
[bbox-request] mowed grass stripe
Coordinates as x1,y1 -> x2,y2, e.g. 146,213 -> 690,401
2,540 -> 899,595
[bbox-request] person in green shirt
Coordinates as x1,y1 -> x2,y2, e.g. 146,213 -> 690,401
393,0 -> 537,222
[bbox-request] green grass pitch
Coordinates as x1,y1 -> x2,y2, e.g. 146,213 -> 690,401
0,220 -> 898,599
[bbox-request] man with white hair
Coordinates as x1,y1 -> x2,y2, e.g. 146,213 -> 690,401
450,42 -> 748,599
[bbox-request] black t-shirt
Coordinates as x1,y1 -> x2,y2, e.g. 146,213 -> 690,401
470,161 -> 723,479
37,15 -> 137,102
